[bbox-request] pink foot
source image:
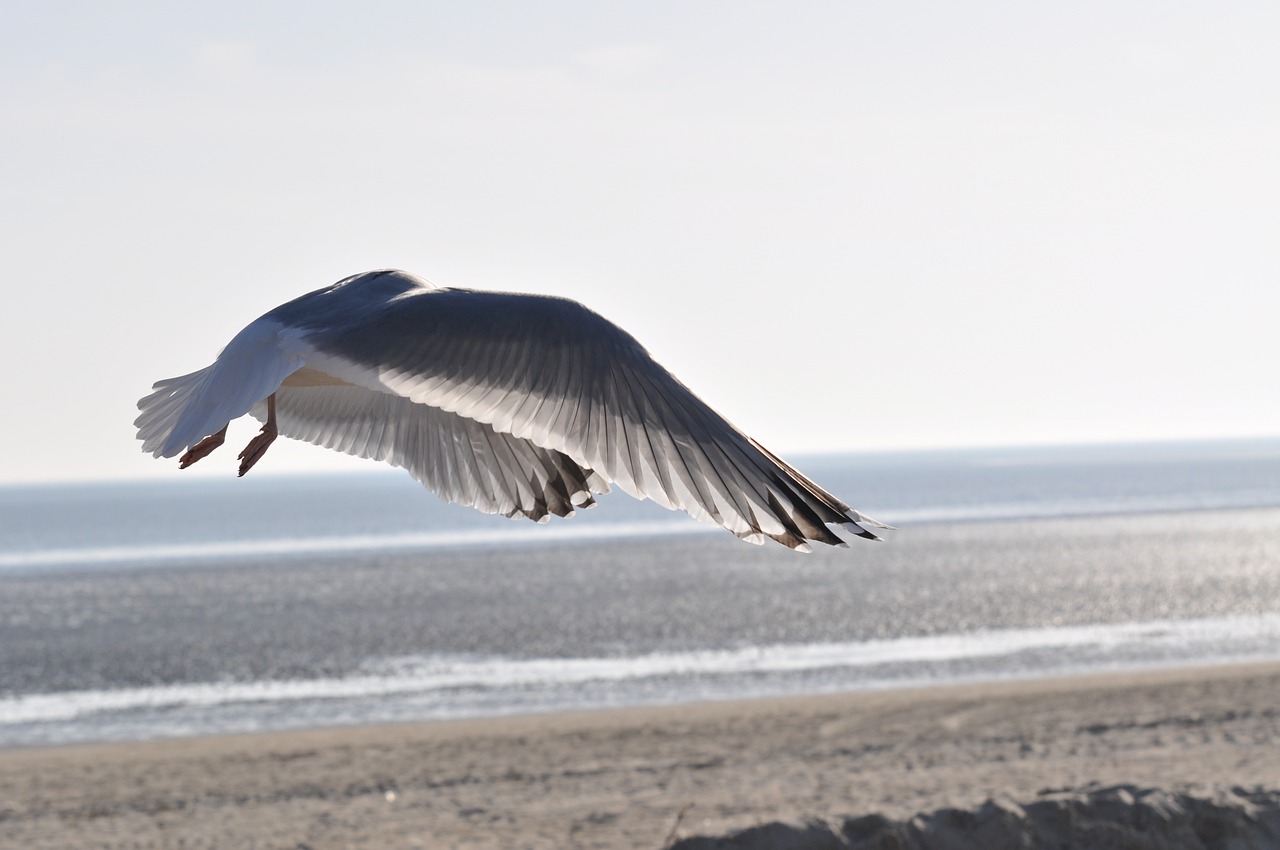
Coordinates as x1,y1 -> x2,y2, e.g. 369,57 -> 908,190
179,428 -> 227,469
237,428 -> 277,477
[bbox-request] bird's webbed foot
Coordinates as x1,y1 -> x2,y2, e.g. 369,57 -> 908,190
179,427 -> 227,469
237,392 -> 279,477
236,427 -> 277,477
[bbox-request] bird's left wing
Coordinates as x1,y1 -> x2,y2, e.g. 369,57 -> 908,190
288,285 -> 885,550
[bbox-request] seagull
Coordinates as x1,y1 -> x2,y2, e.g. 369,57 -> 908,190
136,270 -> 888,551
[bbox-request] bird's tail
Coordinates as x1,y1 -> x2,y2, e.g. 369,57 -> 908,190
135,367 -> 217,458
136,317 -> 308,460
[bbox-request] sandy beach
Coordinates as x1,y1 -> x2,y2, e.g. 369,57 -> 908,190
3,661 -> 1279,848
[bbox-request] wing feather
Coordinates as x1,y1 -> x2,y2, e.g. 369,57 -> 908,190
254,385 -> 603,520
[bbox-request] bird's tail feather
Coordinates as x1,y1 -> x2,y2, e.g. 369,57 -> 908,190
135,367 -> 217,458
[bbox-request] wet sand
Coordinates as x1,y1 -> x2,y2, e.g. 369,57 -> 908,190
3,661 -> 1279,849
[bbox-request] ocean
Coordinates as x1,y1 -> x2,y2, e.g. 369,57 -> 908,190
1,439 -> 1278,747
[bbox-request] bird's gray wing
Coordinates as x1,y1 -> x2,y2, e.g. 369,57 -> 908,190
251,384 -> 610,521
292,285 -> 886,550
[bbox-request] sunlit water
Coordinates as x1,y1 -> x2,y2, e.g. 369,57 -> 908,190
1,439 -> 1278,746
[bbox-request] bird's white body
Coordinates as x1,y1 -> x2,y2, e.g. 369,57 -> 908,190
137,270 -> 886,550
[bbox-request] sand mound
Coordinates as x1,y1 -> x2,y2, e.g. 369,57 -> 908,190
670,785 -> 1280,850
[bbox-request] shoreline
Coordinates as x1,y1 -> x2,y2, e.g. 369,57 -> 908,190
4,659 -> 1279,848
7,647 -> 1280,752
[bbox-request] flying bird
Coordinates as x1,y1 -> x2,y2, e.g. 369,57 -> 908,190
136,270 -> 888,551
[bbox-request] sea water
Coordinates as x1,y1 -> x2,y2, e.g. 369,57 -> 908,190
1,439 -> 1278,746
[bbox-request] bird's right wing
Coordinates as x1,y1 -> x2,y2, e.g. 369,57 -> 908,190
290,285 -> 886,550
254,384 -> 610,522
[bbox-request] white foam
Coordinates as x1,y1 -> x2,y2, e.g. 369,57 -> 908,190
4,612 -> 1279,728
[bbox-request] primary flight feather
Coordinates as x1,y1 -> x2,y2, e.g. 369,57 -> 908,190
136,270 -> 888,551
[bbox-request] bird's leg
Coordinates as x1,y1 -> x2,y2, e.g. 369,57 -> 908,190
179,426 -> 228,469
237,393 -> 279,477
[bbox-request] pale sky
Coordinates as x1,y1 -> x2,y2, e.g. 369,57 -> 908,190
3,2 -> 1277,484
